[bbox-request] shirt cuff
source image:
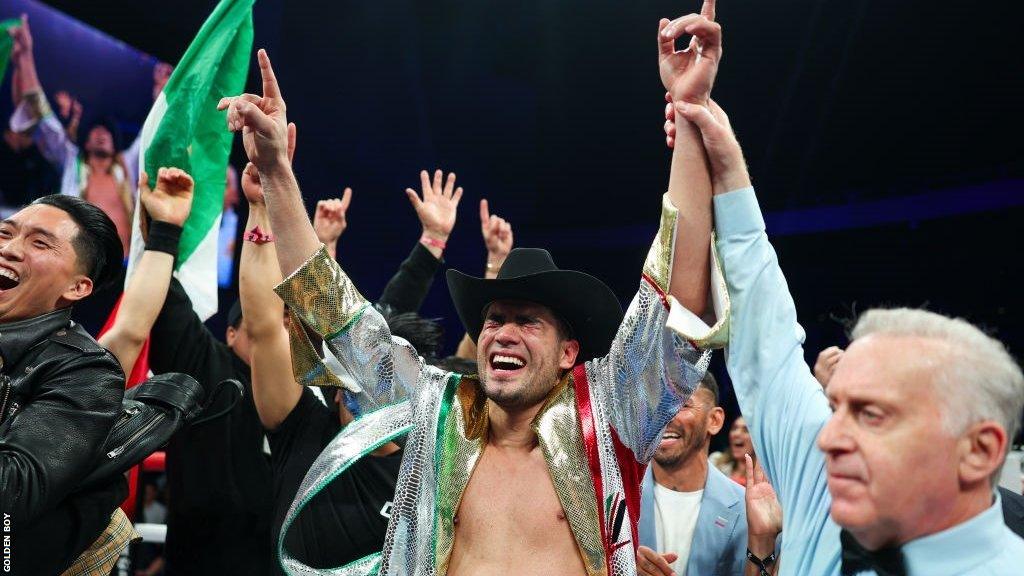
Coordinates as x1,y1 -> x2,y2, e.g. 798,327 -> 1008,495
274,245 -> 370,339
713,187 -> 764,239
643,193 -> 731,349
664,237 -> 730,350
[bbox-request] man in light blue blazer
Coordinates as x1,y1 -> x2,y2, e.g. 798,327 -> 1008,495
637,373 -> 748,576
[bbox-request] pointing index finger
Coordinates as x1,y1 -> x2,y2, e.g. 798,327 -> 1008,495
480,199 -> 490,225
701,0 -> 716,22
340,187 -> 352,210
257,49 -> 282,100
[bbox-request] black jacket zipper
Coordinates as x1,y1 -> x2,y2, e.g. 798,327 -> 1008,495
0,379 -> 11,425
106,413 -> 164,459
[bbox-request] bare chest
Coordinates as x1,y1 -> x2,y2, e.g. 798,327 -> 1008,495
447,446 -> 586,575
85,174 -> 123,210
456,448 -> 567,535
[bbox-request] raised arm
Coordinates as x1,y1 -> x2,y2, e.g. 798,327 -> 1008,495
583,4 -> 729,461
8,18 -> 24,104
220,49 -> 435,410
678,99 -> 837,573
377,169 -> 461,313
658,0 -> 723,315
8,16 -> 77,168
455,198 -> 514,359
10,16 -> 39,95
584,195 -> 716,461
239,125 -> 305,430
217,49 -> 318,276
98,168 -> 193,374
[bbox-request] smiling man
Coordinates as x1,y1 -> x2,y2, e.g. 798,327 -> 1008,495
0,194 -> 131,574
216,9 -> 726,568
636,372 -> 748,576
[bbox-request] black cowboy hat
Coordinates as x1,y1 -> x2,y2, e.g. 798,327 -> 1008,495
446,248 -> 623,364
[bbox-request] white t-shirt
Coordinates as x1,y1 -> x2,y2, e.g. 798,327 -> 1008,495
653,483 -> 704,576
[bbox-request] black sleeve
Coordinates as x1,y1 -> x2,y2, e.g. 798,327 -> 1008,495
149,277 -> 237,392
267,388 -> 337,479
0,351 -> 124,523
377,242 -> 442,314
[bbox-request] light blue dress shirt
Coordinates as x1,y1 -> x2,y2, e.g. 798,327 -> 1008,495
713,186 -> 1024,575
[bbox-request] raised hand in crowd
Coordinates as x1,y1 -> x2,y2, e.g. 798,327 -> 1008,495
219,50 -> 290,171
454,198 -> 515,359
313,188 -> 352,259
9,14 -> 31,60
9,14 -> 36,103
99,167 -> 194,375
54,90 -> 82,141
744,453 -> 781,576
659,0 -> 720,106
812,346 -> 843,389
479,198 -> 513,279
140,167 -> 194,227
220,49 -> 321,278
405,169 -> 463,259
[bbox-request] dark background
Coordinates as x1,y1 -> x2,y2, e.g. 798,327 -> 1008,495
29,0 -> 1024,445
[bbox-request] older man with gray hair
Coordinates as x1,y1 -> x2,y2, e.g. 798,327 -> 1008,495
663,89 -> 1024,574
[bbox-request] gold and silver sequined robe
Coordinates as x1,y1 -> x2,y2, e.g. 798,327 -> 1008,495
273,194 -> 730,576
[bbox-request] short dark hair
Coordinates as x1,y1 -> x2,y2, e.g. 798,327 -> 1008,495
552,312 -> 575,343
377,305 -> 444,361
432,355 -> 478,375
696,371 -> 720,406
31,195 -> 123,291
82,118 -> 122,150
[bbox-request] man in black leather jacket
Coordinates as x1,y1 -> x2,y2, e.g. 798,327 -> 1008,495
0,194 -> 127,574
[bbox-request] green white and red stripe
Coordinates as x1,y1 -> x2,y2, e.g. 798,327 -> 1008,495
126,0 -> 254,320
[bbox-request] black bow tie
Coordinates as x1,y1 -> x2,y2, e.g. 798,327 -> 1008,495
840,530 -> 907,576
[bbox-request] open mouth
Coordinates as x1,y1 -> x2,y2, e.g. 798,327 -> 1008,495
489,352 -> 527,375
0,267 -> 20,291
659,430 -> 682,446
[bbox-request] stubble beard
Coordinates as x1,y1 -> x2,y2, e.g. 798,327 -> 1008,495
654,425 -> 708,469
481,358 -> 561,411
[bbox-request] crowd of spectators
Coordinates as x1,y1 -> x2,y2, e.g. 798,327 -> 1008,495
1,3 -> 1022,576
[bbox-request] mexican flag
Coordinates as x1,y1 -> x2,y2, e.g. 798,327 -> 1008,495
126,0 -> 254,320
103,0 -> 253,521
